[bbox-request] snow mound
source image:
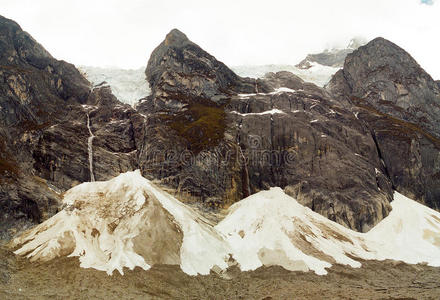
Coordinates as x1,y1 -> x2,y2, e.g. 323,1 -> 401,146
216,188 -> 370,275
10,170 -> 231,275
79,66 -> 151,107
216,188 -> 440,275
365,192 -> 440,265
10,172 -> 440,276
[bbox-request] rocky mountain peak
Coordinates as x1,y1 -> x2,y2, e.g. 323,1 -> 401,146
1,15 -> 440,241
327,36 -> 440,214
0,16 -> 146,240
145,29 -> 258,109
0,15 -> 91,128
329,36 -> 440,137
135,28 -> 399,233
164,28 -> 190,46
345,37 -> 422,74
0,15 -> 54,67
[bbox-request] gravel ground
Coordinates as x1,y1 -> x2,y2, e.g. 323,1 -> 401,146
1,247 -> 439,300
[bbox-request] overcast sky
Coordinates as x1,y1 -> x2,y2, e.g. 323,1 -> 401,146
1,0 -> 439,78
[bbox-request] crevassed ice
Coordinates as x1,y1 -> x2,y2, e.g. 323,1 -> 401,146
79,66 -> 151,107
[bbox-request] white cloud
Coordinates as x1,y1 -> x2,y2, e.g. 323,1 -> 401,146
1,0 -> 439,78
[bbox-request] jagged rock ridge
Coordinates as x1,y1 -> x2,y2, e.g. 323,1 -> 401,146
0,15 -> 146,240
1,16 -> 439,238
138,29 -> 394,232
327,37 -> 440,210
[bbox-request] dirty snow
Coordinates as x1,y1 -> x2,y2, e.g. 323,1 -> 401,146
11,171 -> 231,276
11,171 -> 440,277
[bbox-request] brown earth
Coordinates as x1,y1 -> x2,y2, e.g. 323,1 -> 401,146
1,247 -> 439,300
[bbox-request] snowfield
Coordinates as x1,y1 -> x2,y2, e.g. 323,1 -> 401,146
78,63 -> 336,108
10,171 -> 440,276
79,66 -> 151,107
232,63 -> 340,87
77,63 -> 336,109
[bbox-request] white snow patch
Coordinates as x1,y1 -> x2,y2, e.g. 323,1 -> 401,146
272,87 -> 296,94
216,189 -> 440,275
232,64 -> 339,87
238,87 -> 296,99
216,188 -> 368,275
237,93 -> 257,98
365,192 -> 440,265
79,66 -> 151,107
230,109 -> 286,116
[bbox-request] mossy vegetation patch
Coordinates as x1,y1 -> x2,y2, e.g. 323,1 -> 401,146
19,120 -> 50,132
158,101 -> 226,153
0,158 -> 18,176
0,141 -> 19,179
352,96 -> 440,149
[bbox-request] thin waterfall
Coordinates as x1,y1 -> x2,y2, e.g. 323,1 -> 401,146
238,145 -> 251,198
86,112 -> 95,182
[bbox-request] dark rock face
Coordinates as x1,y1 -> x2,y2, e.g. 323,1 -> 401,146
145,29 -> 259,109
227,73 -> 392,232
327,37 -> 440,137
139,31 -> 393,232
0,16 -> 143,240
296,38 -> 365,69
327,37 -> 440,210
2,17 -> 439,236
